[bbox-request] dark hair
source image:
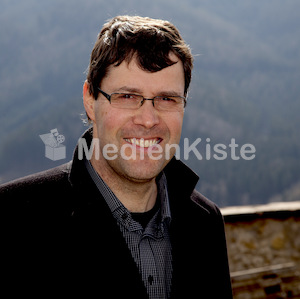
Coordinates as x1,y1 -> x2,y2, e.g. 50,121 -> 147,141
86,15 -> 193,99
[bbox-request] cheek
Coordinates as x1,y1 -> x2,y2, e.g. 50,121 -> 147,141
94,105 -> 115,139
95,106 -> 130,143
167,113 -> 184,143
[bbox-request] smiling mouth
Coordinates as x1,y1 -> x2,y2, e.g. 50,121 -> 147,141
124,138 -> 162,148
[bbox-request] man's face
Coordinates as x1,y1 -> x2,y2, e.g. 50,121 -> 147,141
84,53 -> 185,183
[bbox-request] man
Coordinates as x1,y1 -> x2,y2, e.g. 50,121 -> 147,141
0,16 -> 232,298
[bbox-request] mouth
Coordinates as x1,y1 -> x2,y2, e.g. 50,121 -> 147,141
124,138 -> 162,148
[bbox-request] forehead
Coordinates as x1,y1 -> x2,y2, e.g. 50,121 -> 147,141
101,53 -> 185,95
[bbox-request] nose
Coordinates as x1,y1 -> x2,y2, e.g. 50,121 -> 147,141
133,99 -> 160,129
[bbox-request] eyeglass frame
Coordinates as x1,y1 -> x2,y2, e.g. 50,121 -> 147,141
97,88 -> 187,111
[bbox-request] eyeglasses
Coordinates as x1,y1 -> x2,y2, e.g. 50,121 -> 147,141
98,88 -> 186,112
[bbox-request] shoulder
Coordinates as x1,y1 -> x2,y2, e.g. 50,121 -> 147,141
175,187 -> 226,230
0,162 -> 71,200
190,189 -> 223,217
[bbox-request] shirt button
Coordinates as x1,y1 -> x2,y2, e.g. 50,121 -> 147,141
122,213 -> 128,220
148,275 -> 154,285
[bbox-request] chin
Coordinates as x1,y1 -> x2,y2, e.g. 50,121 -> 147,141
121,158 -> 166,182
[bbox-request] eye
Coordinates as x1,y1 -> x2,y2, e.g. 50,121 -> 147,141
119,94 -> 139,100
118,94 -> 130,99
160,97 -> 177,102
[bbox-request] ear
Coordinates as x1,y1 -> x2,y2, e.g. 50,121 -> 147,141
83,80 -> 96,121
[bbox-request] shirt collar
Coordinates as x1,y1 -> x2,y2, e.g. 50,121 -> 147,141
156,171 -> 172,225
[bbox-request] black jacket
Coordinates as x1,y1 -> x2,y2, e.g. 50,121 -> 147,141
0,130 -> 232,298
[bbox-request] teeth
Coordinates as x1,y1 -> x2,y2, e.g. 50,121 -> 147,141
125,138 -> 159,148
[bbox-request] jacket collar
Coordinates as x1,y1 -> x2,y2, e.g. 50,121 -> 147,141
68,128 -> 93,188
164,156 -> 199,199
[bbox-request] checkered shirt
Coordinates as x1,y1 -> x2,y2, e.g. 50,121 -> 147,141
85,159 -> 173,298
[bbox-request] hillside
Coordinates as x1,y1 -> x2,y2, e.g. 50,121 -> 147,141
1,0 -> 300,207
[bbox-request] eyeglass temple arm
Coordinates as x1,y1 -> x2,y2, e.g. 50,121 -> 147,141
98,88 -> 111,101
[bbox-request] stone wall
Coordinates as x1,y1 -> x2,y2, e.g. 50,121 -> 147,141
221,202 -> 300,298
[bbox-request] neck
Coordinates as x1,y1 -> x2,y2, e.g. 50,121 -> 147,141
90,156 -> 157,213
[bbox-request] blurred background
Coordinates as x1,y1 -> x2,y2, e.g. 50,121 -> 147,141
1,0 -> 300,207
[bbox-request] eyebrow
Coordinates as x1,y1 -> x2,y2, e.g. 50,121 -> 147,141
114,86 -> 184,97
114,86 -> 143,94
